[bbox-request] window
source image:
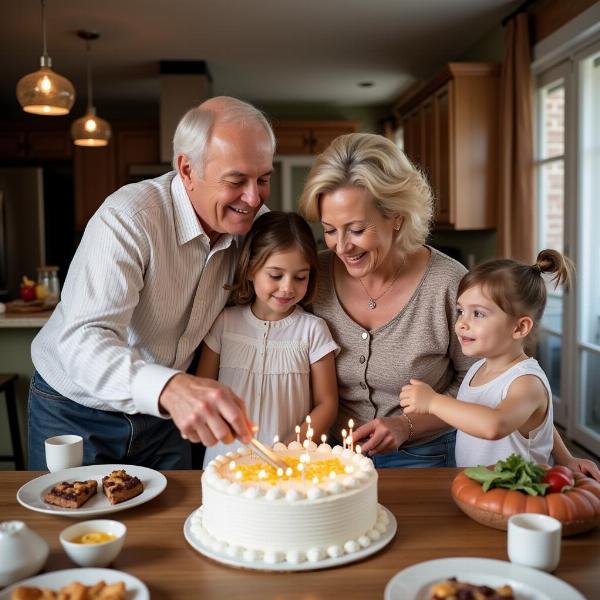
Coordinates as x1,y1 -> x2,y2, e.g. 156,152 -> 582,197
534,67 -> 567,416
533,21 -> 600,455
577,47 -> 600,440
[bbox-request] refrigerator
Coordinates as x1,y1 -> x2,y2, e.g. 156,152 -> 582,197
0,167 -> 46,301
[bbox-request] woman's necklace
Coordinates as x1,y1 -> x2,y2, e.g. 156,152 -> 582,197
358,268 -> 402,310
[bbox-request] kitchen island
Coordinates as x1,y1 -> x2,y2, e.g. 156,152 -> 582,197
0,311 -> 51,466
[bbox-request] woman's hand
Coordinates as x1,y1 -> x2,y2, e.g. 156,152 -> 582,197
353,416 -> 409,456
399,379 -> 437,414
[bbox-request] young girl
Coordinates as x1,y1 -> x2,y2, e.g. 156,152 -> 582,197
197,211 -> 339,467
400,250 -> 600,477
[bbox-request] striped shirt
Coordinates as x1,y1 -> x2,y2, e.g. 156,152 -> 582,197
32,172 -> 247,417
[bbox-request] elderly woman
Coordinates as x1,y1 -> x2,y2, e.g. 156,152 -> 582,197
299,133 -> 472,467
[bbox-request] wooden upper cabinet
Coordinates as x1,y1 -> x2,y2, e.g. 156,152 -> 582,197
0,129 -> 72,160
395,63 -> 499,231
73,145 -> 116,232
73,124 -> 159,231
273,120 -> 358,155
27,130 -> 72,160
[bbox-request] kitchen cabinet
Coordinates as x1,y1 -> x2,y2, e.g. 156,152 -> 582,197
74,144 -> 116,232
273,120 -> 358,155
396,63 -> 499,230
74,124 -> 159,231
0,129 -> 72,160
115,128 -> 159,188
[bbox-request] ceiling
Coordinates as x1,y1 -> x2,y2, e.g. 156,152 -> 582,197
2,0 -> 520,118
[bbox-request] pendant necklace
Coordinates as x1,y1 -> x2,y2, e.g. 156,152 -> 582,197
358,268 -> 402,310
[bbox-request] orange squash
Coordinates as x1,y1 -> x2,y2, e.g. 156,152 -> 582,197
451,468 -> 600,536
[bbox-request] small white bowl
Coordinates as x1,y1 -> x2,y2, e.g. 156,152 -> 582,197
59,519 -> 126,567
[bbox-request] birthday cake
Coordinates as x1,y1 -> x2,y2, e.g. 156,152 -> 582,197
191,441 -> 387,565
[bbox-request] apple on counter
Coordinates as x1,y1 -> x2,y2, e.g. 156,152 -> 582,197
19,276 -> 37,302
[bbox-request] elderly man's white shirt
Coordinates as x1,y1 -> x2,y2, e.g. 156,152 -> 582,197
31,172 -> 245,417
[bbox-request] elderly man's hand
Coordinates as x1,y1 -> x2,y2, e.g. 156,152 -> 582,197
159,373 -> 253,446
352,416 -> 410,456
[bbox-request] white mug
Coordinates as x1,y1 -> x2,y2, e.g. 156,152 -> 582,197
44,435 -> 83,472
507,513 -> 562,572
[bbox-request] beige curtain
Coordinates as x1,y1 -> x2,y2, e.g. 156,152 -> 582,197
497,13 -> 535,262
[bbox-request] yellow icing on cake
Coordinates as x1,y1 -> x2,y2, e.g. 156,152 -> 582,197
231,457 -> 347,484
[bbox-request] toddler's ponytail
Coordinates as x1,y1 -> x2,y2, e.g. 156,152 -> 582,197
533,249 -> 574,290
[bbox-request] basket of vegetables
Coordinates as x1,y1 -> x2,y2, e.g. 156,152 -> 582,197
451,454 -> 600,536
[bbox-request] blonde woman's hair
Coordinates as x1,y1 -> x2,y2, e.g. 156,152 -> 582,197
458,249 -> 575,353
298,133 -> 433,256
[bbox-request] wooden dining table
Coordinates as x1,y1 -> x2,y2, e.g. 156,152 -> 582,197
1,469 -> 599,599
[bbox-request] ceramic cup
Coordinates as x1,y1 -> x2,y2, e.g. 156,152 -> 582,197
507,513 -> 562,572
44,435 -> 83,472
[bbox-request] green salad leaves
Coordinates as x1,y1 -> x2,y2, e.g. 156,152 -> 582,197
464,453 -> 549,496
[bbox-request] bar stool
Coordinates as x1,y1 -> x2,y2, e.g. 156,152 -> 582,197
0,374 -> 25,470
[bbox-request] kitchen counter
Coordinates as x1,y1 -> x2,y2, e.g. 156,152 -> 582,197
0,310 -> 52,328
0,313 -> 50,464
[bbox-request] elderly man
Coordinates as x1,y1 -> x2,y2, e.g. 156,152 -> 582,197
28,97 -> 275,469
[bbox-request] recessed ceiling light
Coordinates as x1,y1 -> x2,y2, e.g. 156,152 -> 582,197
358,81 -> 374,88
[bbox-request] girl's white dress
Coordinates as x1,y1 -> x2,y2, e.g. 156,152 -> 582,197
455,357 -> 554,467
202,304 -> 339,467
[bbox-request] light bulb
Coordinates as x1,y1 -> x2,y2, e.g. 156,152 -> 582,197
40,75 -> 52,93
84,118 -> 97,132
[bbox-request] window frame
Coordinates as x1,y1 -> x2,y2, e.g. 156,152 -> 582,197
532,6 -> 600,456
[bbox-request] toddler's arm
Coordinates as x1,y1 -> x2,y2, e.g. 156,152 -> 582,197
400,375 -> 547,441
552,427 -> 600,481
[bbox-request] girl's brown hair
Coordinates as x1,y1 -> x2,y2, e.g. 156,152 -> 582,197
457,249 -> 574,350
227,211 -> 319,307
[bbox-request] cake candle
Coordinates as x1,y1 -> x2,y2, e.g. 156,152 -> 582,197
341,429 -> 347,449
297,462 -> 305,484
348,419 -> 354,452
295,425 -> 301,444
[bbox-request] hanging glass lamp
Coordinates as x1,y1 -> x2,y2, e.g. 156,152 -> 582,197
16,0 -> 75,115
71,30 -> 112,147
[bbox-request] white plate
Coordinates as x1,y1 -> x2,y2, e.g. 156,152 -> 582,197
16,464 -> 167,517
0,568 -> 149,600
384,557 -> 586,600
184,504 -> 397,571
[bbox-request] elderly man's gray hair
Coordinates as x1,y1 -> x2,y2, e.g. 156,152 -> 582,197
172,96 -> 276,173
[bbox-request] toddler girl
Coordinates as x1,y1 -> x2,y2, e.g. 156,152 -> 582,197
400,250 -> 600,477
197,211 -> 339,467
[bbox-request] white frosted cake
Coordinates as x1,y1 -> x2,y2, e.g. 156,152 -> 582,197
191,442 -> 389,565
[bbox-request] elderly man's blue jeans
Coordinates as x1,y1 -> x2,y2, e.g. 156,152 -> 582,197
28,370 -> 191,470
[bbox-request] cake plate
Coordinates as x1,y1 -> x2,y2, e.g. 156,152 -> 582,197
183,504 -> 397,572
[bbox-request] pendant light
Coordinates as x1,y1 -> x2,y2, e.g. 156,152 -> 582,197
16,0 -> 75,115
71,30 -> 112,147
